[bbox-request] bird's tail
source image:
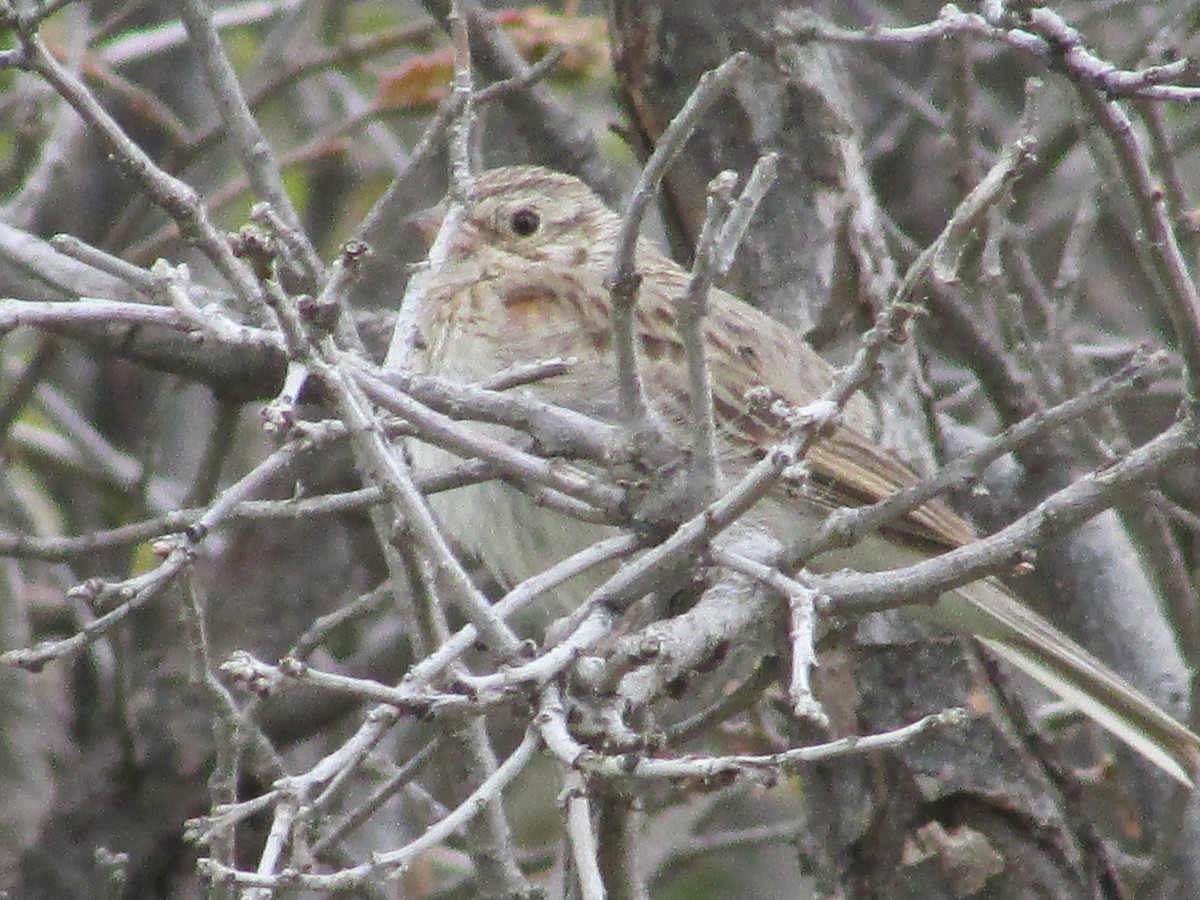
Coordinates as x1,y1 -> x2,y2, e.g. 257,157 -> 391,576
934,577 -> 1200,785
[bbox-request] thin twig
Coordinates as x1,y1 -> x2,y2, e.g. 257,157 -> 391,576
393,535 -> 640,702
608,52 -> 750,425
596,792 -> 648,900
714,549 -> 826,726
2,430 -> 333,670
199,729 -> 540,891
178,0 -> 323,287
781,7 -> 1200,101
48,234 -> 155,294
188,706 -> 400,844
420,0 -> 618,199
819,421 -> 1194,616
713,152 -> 779,274
662,659 -> 779,745
564,773 -> 605,900
310,738 -> 443,857
538,684 -> 964,780
679,171 -> 737,505
454,608 -> 616,694
11,31 -> 268,321
98,0 -> 310,67
279,308 -> 523,658
783,350 -> 1174,568
381,0 -> 480,374
0,336 -> 58,437
1073,85 -> 1200,409
350,365 -> 625,515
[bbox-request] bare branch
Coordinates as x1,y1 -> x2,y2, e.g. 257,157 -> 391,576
9,31 -> 268,320
565,774 -> 606,900
2,429 -> 331,670
199,729 -> 540,892
820,421 -> 1195,616
784,350 -> 1176,567
608,52 -> 750,425
178,0 -> 322,286
781,7 -> 1200,101
538,684 -> 965,780
679,170 -> 736,504
714,548 -> 825,726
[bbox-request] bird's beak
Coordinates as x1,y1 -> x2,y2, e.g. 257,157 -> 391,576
405,206 -> 444,249
405,204 -> 481,257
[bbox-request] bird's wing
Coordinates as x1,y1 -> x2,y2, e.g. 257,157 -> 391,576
669,282 -> 977,552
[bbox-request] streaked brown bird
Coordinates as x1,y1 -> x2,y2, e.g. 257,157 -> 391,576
406,164 -> 1200,784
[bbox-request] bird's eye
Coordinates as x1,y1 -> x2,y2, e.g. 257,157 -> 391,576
509,207 -> 540,237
